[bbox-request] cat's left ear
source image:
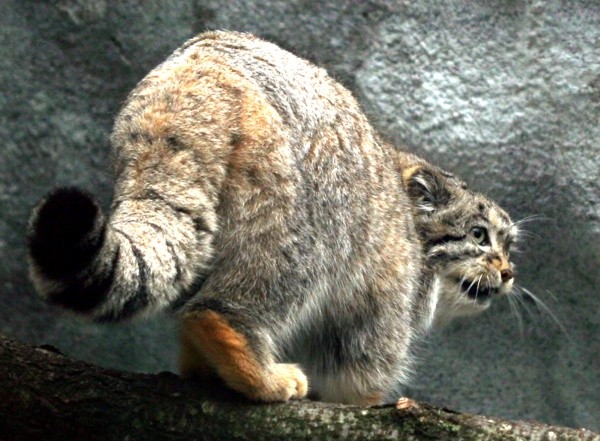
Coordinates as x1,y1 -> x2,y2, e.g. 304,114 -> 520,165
402,166 -> 451,212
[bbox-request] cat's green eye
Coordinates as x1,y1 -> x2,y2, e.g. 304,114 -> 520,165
471,227 -> 489,245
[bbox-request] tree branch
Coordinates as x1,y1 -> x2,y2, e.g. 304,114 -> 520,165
0,335 -> 597,441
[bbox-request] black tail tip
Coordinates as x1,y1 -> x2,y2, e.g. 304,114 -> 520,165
28,187 -> 105,279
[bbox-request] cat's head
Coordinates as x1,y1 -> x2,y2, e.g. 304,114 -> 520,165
402,161 -> 518,325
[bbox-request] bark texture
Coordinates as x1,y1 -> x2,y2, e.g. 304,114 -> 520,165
0,335 -> 597,441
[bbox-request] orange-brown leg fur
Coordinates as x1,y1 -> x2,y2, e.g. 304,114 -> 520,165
179,329 -> 217,381
179,310 -> 307,402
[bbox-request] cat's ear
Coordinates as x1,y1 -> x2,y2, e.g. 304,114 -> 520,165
402,166 -> 451,212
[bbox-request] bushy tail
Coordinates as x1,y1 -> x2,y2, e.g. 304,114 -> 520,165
27,187 -> 212,321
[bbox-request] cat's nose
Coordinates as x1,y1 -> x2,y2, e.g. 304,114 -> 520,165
501,268 -> 513,282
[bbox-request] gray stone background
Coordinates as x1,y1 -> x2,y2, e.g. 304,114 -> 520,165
1,0 -> 598,431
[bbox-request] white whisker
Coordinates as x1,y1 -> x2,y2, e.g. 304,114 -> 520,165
516,285 -> 570,340
544,289 -> 559,303
482,273 -> 490,290
512,288 -> 535,319
506,294 -> 524,337
514,229 -> 539,240
465,277 -> 478,295
512,214 -> 551,228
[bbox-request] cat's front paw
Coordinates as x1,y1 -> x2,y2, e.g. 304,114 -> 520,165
250,363 -> 308,402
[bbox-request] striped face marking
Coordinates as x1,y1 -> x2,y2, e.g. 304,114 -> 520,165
451,206 -> 517,305
407,167 -> 520,323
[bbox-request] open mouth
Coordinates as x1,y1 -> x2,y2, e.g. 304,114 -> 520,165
460,280 -> 498,302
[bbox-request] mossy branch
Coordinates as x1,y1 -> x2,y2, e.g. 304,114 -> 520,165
0,335 -> 597,441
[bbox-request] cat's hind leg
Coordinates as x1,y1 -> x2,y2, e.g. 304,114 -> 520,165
179,309 -> 307,402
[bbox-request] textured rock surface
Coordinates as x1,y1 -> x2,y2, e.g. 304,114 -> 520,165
1,0 -> 598,431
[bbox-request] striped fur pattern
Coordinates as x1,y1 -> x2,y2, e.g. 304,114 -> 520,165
398,153 -> 518,329
27,31 -> 518,405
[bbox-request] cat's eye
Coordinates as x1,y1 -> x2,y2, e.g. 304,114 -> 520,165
471,227 -> 489,245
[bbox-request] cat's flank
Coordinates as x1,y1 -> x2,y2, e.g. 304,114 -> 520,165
27,31 -> 518,405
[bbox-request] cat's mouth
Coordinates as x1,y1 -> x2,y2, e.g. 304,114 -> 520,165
459,279 -> 499,302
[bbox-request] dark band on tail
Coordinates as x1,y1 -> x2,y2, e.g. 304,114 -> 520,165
144,189 -> 213,234
28,185 -> 211,321
98,229 -> 150,321
27,187 -> 105,280
50,247 -> 120,312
